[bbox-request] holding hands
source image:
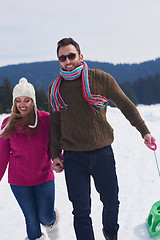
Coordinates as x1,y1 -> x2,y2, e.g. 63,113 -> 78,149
52,157 -> 64,173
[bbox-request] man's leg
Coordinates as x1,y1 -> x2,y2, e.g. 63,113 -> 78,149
90,146 -> 119,239
63,151 -> 95,240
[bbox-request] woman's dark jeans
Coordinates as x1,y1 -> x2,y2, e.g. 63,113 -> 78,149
64,146 -> 119,240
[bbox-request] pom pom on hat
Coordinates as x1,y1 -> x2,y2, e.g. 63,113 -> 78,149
19,78 -> 28,83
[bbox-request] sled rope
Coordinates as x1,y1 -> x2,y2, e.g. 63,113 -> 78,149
147,141 -> 160,176
154,151 -> 160,176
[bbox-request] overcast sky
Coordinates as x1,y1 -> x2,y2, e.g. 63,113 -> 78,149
0,0 -> 160,67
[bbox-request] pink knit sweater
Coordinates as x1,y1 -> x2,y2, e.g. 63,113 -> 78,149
0,110 -> 55,186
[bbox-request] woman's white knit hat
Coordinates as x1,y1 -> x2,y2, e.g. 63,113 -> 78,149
13,77 -> 38,128
13,77 -> 36,106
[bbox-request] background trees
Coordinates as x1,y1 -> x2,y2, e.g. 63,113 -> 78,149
0,79 -> 48,113
120,73 -> 160,105
0,73 -> 160,113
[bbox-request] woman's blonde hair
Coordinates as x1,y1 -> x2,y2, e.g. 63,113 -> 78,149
1,99 -> 36,139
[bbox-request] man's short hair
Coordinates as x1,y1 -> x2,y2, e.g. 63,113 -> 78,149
57,38 -> 81,56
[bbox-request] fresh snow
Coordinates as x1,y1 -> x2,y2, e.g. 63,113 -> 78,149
0,104 -> 160,240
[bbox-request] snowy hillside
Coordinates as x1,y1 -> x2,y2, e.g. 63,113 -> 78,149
0,104 -> 160,240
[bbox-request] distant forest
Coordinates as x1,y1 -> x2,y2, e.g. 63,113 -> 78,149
0,79 -> 48,113
0,73 -> 160,113
0,58 -> 160,92
120,73 -> 160,105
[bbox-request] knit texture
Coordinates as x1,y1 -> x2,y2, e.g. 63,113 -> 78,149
49,69 -> 150,159
0,110 -> 54,186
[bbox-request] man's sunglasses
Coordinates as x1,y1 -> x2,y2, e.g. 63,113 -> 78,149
58,53 -> 76,62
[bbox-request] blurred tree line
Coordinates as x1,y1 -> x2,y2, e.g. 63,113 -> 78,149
0,78 -> 48,113
0,74 -> 160,114
120,73 -> 160,105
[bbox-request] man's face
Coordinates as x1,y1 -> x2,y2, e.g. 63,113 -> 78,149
58,44 -> 83,71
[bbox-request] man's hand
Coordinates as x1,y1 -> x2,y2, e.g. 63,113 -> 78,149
52,157 -> 64,173
144,133 -> 156,147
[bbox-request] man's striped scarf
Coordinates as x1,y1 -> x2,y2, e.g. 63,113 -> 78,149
50,61 -> 108,114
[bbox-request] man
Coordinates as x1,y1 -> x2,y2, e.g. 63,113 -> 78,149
48,38 -> 155,240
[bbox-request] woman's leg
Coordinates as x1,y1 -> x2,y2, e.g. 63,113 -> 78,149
10,185 -> 42,240
34,180 -> 59,240
34,180 -> 56,226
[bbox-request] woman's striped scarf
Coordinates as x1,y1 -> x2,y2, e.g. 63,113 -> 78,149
50,61 -> 108,114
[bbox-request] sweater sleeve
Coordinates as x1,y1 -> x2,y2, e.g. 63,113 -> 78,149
44,112 -> 52,161
0,136 -> 10,181
48,85 -> 62,159
104,72 -> 150,137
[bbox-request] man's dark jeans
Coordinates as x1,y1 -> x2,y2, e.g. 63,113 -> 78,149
63,145 -> 119,240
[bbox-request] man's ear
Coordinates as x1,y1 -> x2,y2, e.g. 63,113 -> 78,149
80,54 -> 83,61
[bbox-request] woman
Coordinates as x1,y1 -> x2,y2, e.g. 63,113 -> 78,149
0,78 -> 59,240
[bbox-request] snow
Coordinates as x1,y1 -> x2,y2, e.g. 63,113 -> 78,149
0,104 -> 160,240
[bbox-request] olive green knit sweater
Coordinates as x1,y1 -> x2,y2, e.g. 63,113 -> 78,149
49,69 -> 150,159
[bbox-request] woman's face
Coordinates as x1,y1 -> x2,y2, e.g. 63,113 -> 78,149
15,96 -> 33,115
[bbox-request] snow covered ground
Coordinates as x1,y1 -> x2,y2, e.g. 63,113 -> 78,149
0,104 -> 160,240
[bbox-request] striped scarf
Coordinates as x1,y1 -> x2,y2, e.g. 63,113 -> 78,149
50,61 -> 108,114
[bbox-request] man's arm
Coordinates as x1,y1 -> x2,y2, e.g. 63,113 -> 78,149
48,85 -> 62,160
103,72 -> 155,141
